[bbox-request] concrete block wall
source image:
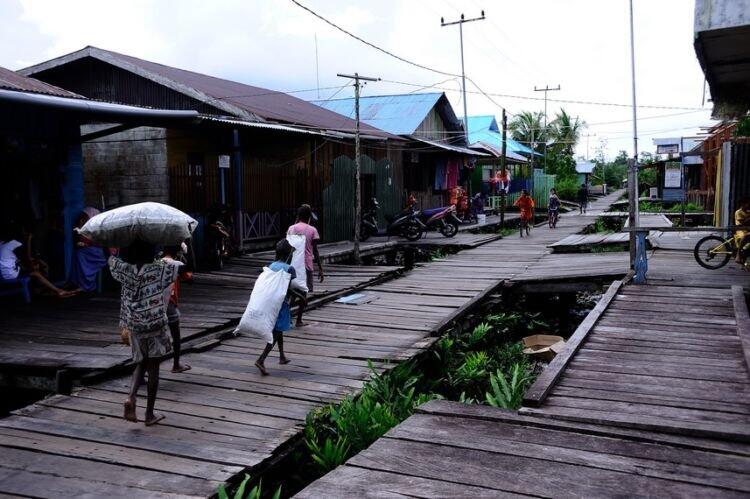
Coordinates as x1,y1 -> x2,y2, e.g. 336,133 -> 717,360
82,126 -> 169,208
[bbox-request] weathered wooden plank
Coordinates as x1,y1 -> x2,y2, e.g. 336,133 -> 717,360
732,285 -> 750,379
523,280 -> 622,406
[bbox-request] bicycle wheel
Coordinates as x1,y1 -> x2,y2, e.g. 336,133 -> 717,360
693,235 -> 732,269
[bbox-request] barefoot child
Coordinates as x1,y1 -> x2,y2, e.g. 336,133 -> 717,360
110,239 -> 178,426
161,243 -> 192,373
255,239 -> 296,375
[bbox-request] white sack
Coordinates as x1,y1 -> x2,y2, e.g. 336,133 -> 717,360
235,266 -> 291,343
79,202 -> 197,247
286,234 -> 308,293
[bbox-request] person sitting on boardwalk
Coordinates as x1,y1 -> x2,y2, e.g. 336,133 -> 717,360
734,197 -> 750,266
514,189 -> 535,237
110,239 -> 178,426
160,243 -> 192,373
255,239 -> 296,375
577,184 -> 589,214
0,224 -> 76,298
287,204 -> 324,327
69,211 -> 109,293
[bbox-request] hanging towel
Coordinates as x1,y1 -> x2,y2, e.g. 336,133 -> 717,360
446,161 -> 459,189
434,160 -> 447,190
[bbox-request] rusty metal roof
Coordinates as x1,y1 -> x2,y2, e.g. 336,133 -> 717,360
20,47 -> 396,138
0,66 -> 81,98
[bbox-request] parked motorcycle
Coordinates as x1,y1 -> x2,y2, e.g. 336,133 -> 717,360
360,198 -> 423,241
417,206 -> 459,238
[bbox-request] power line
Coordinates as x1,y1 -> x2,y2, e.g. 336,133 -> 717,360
289,0 -> 460,78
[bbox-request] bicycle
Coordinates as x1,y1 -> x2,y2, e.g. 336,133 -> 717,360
548,209 -> 559,229
519,217 -> 532,237
693,233 -> 744,269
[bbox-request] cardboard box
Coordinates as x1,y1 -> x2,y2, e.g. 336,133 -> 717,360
522,335 -> 565,362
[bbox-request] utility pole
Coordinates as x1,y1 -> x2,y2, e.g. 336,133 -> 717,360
337,72 -> 379,265
582,133 -> 597,161
441,11 -> 485,142
533,84 -> 560,170
500,108 -> 507,228
627,0 -> 641,274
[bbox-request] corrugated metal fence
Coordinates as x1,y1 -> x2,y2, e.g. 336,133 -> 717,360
486,169 -> 556,210
322,154 -> 401,242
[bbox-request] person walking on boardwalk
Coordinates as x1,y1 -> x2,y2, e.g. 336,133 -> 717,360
548,188 -> 561,229
160,242 -> 192,373
255,239 -> 297,375
577,183 -> 589,214
514,189 -> 535,238
287,204 -> 324,327
110,239 -> 178,426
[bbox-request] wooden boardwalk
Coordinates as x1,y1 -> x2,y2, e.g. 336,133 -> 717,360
522,282 -> 750,441
0,259 -> 400,379
299,278 -> 750,497
0,191 -> 632,497
298,399 -> 750,497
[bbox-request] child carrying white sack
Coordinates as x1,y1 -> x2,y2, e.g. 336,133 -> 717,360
236,239 -> 305,375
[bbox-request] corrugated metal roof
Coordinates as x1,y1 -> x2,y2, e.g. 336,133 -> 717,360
575,161 -> 596,174
0,66 -> 81,98
466,115 -> 539,157
201,116 -> 335,137
311,92 -> 445,135
20,46 -> 395,138
410,136 -> 488,156
469,141 -> 527,162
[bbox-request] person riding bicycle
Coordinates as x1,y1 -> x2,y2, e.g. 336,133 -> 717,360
514,189 -> 535,237
548,188 -> 561,228
734,197 -> 750,266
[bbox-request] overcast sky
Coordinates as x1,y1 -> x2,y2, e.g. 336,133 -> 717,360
1,0 -> 715,159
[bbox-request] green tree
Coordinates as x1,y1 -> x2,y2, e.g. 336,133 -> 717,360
550,108 -> 586,155
509,111 -> 546,154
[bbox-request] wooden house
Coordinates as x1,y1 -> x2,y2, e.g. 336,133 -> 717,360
19,46 -> 401,247
0,66 -> 196,282
313,92 -> 484,210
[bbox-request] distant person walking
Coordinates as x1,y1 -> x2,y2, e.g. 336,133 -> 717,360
287,204 -> 324,327
577,184 -> 589,214
255,239 -> 296,375
110,239 -> 178,426
548,188 -> 561,229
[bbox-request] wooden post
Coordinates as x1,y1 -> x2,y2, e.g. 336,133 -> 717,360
337,73 -> 379,265
500,109 -> 507,228
353,76 -> 362,264
628,158 -> 637,269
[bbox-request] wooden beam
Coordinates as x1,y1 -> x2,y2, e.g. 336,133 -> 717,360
523,279 -> 623,407
80,124 -> 136,142
731,285 -> 750,379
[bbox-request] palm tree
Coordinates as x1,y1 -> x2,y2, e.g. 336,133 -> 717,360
508,111 -> 546,153
550,108 -> 586,155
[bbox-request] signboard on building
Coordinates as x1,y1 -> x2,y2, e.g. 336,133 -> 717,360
657,144 -> 679,155
218,155 -> 231,169
664,162 -> 682,188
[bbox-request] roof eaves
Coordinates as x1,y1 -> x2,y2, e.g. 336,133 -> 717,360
20,46 -> 260,122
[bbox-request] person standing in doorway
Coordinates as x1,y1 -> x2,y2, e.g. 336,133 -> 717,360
287,204 -> 324,327
577,184 -> 589,214
110,239 -> 177,426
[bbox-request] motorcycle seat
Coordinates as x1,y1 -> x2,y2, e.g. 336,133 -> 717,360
422,206 -> 449,217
